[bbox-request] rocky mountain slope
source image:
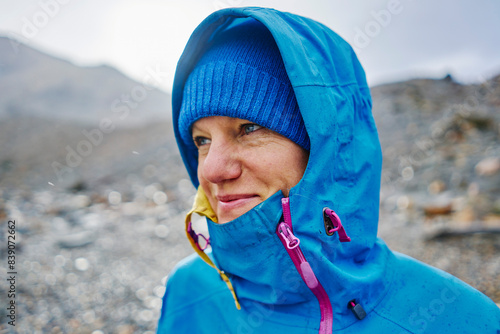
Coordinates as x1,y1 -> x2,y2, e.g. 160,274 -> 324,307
0,37 -> 498,332
0,37 -> 171,125
374,74 -> 500,234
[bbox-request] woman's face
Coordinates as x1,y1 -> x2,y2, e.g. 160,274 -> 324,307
192,116 -> 309,224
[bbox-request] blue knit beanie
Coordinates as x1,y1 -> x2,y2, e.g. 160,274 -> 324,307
178,19 -> 310,151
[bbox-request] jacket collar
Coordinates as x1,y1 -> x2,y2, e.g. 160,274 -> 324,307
187,187 -> 395,329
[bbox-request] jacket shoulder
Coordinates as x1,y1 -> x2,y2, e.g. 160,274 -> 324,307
373,251 -> 500,333
156,253 -> 238,333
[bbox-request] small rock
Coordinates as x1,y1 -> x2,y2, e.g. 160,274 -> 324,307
422,194 -> 454,217
428,180 -> 446,194
423,203 -> 453,216
475,157 -> 500,176
74,257 -> 90,271
57,230 -> 95,248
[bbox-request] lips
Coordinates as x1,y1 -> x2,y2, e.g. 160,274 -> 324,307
217,194 -> 257,203
215,194 -> 261,222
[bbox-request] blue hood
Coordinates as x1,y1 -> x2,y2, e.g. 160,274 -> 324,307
172,6 -> 389,329
173,6 -> 381,249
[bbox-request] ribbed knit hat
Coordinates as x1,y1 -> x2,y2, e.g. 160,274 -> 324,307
178,19 -> 310,150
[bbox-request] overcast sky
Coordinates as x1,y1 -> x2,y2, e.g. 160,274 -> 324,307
1,0 -> 499,92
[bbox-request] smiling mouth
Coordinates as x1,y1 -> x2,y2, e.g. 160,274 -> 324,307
216,194 -> 261,209
217,194 -> 258,204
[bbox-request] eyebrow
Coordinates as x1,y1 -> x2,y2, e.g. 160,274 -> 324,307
191,122 -> 203,134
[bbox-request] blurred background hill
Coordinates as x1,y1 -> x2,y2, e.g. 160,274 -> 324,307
0,37 -> 171,124
0,36 -> 173,190
0,37 -> 499,333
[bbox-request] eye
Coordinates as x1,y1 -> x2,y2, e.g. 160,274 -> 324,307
193,136 -> 211,147
241,123 -> 263,135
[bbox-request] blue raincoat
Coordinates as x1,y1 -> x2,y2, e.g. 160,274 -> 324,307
157,7 -> 500,333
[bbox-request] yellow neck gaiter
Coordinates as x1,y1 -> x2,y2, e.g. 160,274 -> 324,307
184,186 -> 241,310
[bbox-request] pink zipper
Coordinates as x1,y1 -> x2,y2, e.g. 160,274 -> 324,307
276,198 -> 333,334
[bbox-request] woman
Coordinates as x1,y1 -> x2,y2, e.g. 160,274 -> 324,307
157,7 -> 500,333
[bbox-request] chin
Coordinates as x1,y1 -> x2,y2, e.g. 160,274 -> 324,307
217,207 -> 253,224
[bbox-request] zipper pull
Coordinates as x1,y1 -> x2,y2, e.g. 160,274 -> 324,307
323,208 -> 351,242
278,222 -> 300,249
277,222 -> 318,289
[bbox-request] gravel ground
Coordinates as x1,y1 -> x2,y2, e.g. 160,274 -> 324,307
0,181 -> 196,334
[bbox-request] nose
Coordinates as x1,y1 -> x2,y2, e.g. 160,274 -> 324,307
200,140 -> 242,184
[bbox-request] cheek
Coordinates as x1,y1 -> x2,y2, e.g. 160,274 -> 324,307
279,148 -> 308,187
197,161 -> 213,197
255,149 -> 307,190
